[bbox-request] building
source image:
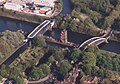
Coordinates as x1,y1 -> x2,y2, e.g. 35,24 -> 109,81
80,76 -> 98,84
60,29 -> 68,43
33,0 -> 56,7
39,7 -> 52,14
4,2 -> 23,11
0,0 -> 5,5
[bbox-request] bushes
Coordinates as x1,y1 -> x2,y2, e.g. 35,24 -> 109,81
29,64 -> 51,80
0,30 -> 24,63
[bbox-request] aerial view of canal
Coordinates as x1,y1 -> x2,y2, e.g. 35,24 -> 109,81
0,0 -> 120,65
0,16 -> 120,54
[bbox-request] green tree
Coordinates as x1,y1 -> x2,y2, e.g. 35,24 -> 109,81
96,55 -> 112,70
48,55 -> 56,64
40,64 -> 51,76
0,65 -> 10,78
34,36 -> 46,47
53,48 -> 64,62
29,68 -> 45,80
82,52 -> 96,66
16,77 -> 25,84
91,66 -> 99,76
70,48 -> 82,62
82,64 -> 92,75
60,60 -> 72,75
97,68 -> 104,77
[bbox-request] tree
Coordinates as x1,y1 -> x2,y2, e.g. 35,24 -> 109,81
97,68 -> 104,77
91,66 -> 99,76
0,76 -> 3,81
60,60 -> 72,75
40,64 -> 51,76
69,20 -> 78,32
82,52 -> 96,66
29,68 -> 45,80
48,55 -> 56,64
70,48 -> 82,62
34,36 -> 46,47
0,65 -> 10,78
87,45 -> 100,53
82,64 -> 92,75
16,77 -> 25,84
53,48 -> 64,62
96,55 -> 112,70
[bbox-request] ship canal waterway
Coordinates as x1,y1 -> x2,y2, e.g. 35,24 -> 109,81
0,16 -> 120,54
0,0 -> 120,65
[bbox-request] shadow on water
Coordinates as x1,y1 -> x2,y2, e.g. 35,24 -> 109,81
3,43 -> 27,65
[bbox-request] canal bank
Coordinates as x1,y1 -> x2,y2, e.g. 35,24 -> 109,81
0,16 -> 120,55
0,0 -> 119,67
0,8 -> 44,24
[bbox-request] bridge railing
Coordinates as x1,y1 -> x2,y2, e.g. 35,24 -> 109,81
79,30 -> 113,49
87,38 -> 106,46
84,38 -> 107,50
30,21 -> 51,38
79,37 -> 101,48
27,20 -> 50,38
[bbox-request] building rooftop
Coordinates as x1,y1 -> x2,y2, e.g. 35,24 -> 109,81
0,0 -> 5,4
34,0 -> 56,7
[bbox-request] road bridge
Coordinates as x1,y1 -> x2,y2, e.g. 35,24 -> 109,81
83,38 -> 107,50
79,30 -> 113,50
27,20 -> 55,39
79,37 -> 102,48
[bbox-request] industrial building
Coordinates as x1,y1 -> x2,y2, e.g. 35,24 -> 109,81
4,2 -> 23,11
3,0 -> 57,17
34,0 -> 56,7
0,0 -> 5,5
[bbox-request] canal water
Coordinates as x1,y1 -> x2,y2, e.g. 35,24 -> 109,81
0,16 -> 37,33
62,0 -> 72,16
0,17 -> 119,54
0,0 -> 120,65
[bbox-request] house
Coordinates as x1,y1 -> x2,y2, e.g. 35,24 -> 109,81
80,76 -> 98,84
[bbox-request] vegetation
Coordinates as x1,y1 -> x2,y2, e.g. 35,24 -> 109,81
0,0 -> 120,83
0,30 -> 120,83
34,36 -> 46,47
60,60 -> 72,75
56,0 -> 120,41
0,30 -> 24,64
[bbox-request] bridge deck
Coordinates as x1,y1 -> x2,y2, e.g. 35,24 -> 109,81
84,38 -> 107,50
79,37 -> 101,48
79,30 -> 112,50
27,20 -> 51,38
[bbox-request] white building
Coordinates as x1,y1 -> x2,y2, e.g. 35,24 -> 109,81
34,0 -> 56,7
0,0 -> 5,5
4,2 -> 23,11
